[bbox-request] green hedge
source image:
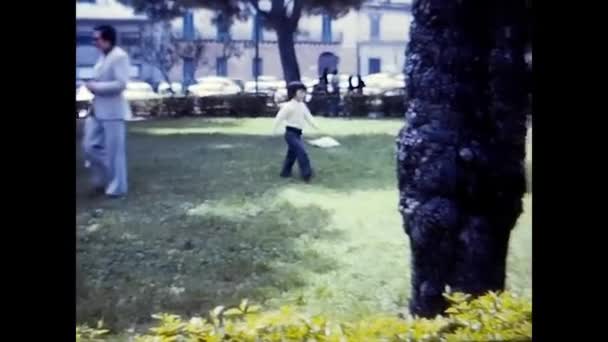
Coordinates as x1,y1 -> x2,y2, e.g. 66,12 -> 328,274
343,93 -> 369,117
342,94 -> 407,118
382,95 -> 408,117
77,291 -> 531,342
76,94 -> 277,119
199,94 -> 276,117
77,93 -> 408,119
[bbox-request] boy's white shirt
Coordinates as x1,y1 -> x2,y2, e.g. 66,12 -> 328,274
272,99 -> 320,134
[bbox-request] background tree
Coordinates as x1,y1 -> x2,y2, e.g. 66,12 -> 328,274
396,0 -> 530,318
247,0 -> 364,82
120,0 -> 232,92
123,0 -> 365,83
136,21 -> 181,93
213,12 -> 244,70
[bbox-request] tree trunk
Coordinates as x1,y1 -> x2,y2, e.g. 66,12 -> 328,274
275,22 -> 301,83
397,0 -> 529,318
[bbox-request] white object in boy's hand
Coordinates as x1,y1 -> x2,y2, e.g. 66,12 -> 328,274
308,136 -> 340,148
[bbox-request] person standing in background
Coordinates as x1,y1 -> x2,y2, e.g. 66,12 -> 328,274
329,70 -> 341,116
83,25 -> 131,198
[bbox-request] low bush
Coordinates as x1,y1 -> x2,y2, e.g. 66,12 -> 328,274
342,93 -> 368,117
77,93 -> 409,119
161,96 -> 197,117
130,99 -> 163,117
382,95 -> 408,118
199,94 -> 276,117
77,291 -> 531,341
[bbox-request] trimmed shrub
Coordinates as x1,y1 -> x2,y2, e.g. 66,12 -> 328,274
343,93 -> 370,117
77,291 -> 531,341
161,96 -> 197,117
383,95 -> 408,118
306,93 -> 332,117
77,93 -> 408,118
130,99 -> 163,117
198,94 -> 276,117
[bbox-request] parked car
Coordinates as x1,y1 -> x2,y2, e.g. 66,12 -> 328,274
232,79 -> 245,92
188,76 -> 242,97
158,82 -> 183,96
362,73 -> 405,95
124,81 -> 161,101
244,75 -> 284,95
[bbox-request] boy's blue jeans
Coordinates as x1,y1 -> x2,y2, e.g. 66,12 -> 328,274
281,127 -> 313,180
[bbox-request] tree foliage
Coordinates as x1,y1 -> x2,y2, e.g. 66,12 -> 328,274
121,0 -> 366,82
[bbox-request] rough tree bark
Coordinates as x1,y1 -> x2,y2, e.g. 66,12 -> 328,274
275,22 -> 302,82
396,0 -> 529,318
266,0 -> 303,82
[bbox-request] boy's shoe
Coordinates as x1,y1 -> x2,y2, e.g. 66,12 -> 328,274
302,172 -> 314,183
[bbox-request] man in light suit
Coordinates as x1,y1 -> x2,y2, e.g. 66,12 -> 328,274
83,25 -> 131,198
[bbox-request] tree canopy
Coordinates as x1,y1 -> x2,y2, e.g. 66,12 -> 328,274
121,0 -> 366,82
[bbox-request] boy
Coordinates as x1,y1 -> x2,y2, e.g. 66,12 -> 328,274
273,81 -> 321,182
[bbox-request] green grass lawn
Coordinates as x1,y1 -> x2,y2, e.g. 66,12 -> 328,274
76,117 -> 532,333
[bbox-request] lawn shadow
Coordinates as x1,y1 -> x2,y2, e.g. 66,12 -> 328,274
77,199 -> 342,331
76,124 -> 396,331
76,119 -> 532,331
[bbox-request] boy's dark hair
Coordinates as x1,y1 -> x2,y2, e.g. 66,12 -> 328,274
287,81 -> 306,100
94,25 -> 117,46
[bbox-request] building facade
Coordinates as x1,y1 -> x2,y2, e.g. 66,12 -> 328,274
76,0 -> 412,83
76,0 -> 156,81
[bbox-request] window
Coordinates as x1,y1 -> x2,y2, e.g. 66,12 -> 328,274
252,14 -> 264,42
216,15 -> 231,41
368,58 -> 381,74
216,57 -> 228,76
121,32 -> 141,46
322,14 -> 332,43
252,57 -> 263,78
76,32 -> 93,46
370,14 -> 381,40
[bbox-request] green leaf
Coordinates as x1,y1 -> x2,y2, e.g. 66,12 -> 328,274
211,305 -> 225,318
224,308 -> 243,317
239,299 -> 249,311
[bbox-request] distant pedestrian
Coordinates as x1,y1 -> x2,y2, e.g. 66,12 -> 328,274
329,70 -> 340,116
82,25 -> 131,198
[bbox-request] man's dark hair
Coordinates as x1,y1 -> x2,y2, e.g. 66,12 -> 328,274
287,81 -> 307,100
94,25 -> 117,46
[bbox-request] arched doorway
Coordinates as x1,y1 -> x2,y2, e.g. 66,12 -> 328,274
318,52 -> 339,76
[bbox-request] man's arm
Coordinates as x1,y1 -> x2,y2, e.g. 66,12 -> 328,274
89,53 -> 130,96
